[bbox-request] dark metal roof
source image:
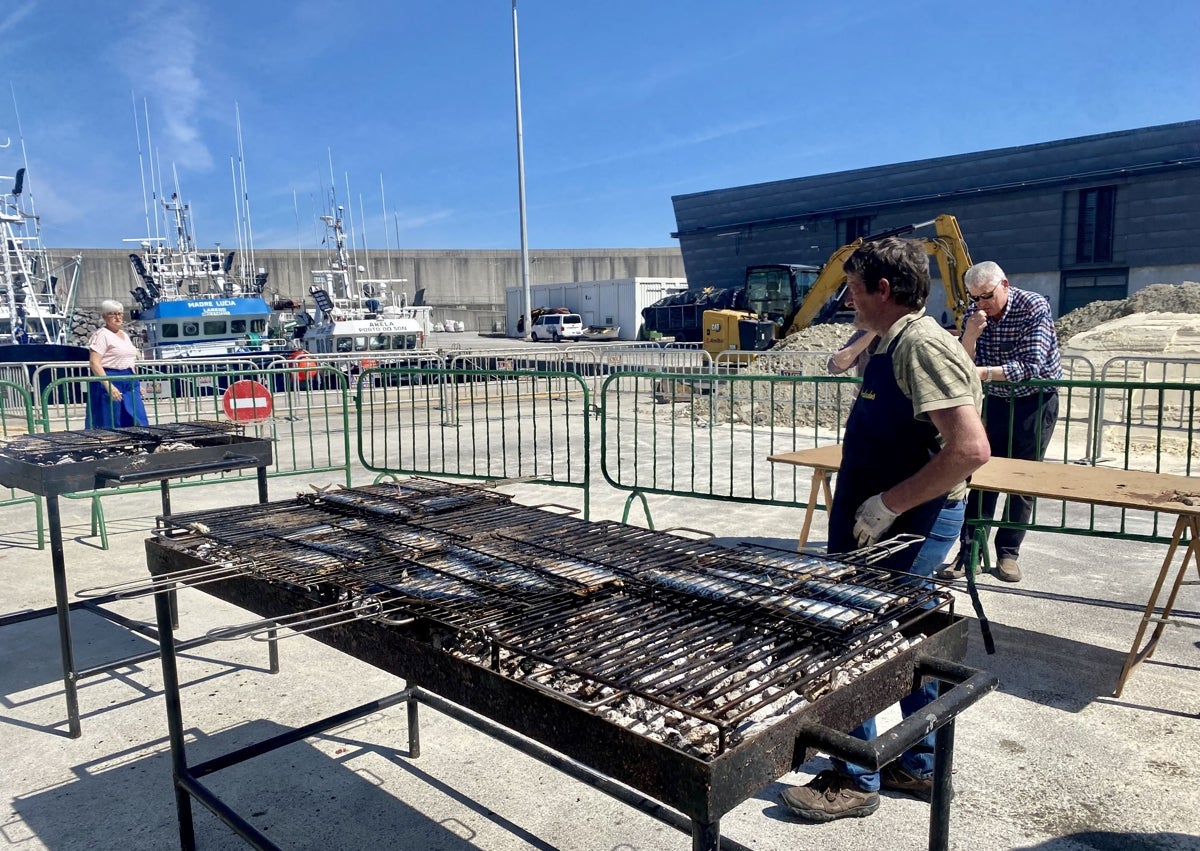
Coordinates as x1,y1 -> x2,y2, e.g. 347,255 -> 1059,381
672,120 -> 1200,238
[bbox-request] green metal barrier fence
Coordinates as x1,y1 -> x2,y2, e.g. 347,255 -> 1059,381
0,378 -> 43,548
357,366 -> 593,517
598,371 -> 859,525
34,362 -> 352,547
599,368 -> 1197,546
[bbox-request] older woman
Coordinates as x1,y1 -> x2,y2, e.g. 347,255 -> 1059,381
86,299 -> 148,428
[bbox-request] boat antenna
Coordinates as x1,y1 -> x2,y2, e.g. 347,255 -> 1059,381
292,189 -> 304,277
171,162 -> 193,251
131,92 -> 152,242
326,147 -> 337,210
229,155 -> 244,267
380,173 -> 395,280
235,102 -> 255,281
9,84 -> 37,221
343,170 -> 360,288
358,192 -> 370,279
143,99 -> 164,245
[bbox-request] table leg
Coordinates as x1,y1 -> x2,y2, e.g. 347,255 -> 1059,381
797,470 -> 825,551
1114,515 -> 1198,697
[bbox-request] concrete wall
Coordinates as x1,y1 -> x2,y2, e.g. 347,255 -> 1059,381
51,246 -> 685,332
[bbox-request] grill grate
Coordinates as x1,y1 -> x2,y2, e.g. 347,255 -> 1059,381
156,480 -> 951,757
0,420 -> 241,466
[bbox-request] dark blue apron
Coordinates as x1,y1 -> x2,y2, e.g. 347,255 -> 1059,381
828,321 -> 945,571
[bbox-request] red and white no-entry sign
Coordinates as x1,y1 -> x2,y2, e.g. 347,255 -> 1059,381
222,379 -> 274,424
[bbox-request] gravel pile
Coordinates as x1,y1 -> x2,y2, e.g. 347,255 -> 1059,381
1055,282 -> 1200,344
770,323 -> 857,353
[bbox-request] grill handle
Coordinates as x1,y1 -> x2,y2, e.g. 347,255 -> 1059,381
794,656 -> 998,771
95,452 -> 264,485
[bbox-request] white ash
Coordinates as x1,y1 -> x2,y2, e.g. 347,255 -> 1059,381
153,441 -> 200,452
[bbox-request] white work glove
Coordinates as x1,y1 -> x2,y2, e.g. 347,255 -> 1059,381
853,494 -> 900,547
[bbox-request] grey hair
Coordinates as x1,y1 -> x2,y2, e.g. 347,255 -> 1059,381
99,299 -> 124,315
964,261 -> 1006,290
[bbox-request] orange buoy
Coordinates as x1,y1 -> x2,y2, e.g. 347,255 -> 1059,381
288,350 -> 318,383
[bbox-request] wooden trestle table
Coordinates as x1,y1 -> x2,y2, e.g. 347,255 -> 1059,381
768,445 -> 1200,697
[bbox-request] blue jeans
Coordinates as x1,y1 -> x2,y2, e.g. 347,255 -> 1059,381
833,498 -> 965,791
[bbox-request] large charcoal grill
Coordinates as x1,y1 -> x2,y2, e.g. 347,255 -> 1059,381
145,479 -> 996,851
0,421 -> 273,737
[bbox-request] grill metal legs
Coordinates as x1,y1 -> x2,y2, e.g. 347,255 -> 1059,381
48,495 -> 82,738
0,464 -> 273,736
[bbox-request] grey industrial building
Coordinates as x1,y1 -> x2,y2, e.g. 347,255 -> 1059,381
50,247 -> 684,332
670,120 -> 1200,318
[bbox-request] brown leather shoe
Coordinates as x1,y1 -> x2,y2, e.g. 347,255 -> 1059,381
996,557 -> 1022,582
880,762 -> 936,803
936,562 -> 966,580
779,770 -> 880,822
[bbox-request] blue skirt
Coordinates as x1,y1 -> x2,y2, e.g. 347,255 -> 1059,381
86,368 -> 149,428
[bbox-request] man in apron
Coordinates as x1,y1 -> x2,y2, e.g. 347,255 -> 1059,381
781,236 -> 990,822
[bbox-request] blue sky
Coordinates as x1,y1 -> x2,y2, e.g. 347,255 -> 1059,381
2,0 -> 1197,251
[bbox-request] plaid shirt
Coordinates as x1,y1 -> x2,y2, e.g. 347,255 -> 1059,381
966,287 -> 1062,398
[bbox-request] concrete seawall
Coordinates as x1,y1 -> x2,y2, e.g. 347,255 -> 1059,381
49,246 -> 685,332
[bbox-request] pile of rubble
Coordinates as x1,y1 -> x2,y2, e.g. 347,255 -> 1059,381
691,282 -> 1200,429
1055,282 -> 1200,346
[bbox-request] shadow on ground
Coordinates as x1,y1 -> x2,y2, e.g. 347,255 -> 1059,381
9,719 -> 563,851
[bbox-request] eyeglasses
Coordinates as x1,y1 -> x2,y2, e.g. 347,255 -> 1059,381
968,285 -> 1001,303
104,312 -> 124,317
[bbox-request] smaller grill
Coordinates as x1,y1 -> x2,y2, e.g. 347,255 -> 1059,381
0,419 -> 274,739
0,420 -> 273,496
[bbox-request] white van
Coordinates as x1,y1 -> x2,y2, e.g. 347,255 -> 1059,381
530,313 -> 583,342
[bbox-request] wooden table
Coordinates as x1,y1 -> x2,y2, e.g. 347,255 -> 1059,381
769,446 -> 1200,696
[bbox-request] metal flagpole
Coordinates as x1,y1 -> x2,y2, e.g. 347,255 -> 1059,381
512,0 -> 532,340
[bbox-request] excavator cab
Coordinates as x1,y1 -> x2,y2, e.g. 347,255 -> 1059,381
703,264 -> 820,357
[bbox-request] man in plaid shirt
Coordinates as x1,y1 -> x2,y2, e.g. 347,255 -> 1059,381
940,260 -> 1062,583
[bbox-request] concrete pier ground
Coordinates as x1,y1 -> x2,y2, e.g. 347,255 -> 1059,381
1,344 -> 1197,851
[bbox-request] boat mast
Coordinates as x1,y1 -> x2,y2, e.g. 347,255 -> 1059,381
132,92 -> 152,244
380,173 -> 394,281
235,103 -> 255,285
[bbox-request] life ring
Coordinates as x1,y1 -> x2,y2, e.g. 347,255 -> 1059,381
288,350 -> 318,383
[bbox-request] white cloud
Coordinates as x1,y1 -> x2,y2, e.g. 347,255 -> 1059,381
119,3 -> 212,171
0,1 -> 37,37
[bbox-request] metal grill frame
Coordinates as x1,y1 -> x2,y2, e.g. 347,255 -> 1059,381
146,529 -> 993,851
0,422 -> 274,738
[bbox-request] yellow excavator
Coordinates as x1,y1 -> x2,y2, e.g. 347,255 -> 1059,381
701,214 -> 974,359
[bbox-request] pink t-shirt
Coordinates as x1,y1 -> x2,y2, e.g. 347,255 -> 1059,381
87,326 -> 139,370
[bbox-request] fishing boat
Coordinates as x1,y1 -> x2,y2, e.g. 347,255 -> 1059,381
127,194 -> 290,361
0,167 -> 88,368
298,204 -> 430,365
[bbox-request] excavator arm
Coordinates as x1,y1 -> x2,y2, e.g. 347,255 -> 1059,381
922,214 -> 973,328
781,213 -> 974,337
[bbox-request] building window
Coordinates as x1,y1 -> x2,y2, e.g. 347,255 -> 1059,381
1076,187 -> 1116,264
1059,269 -> 1127,316
843,216 -> 872,243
